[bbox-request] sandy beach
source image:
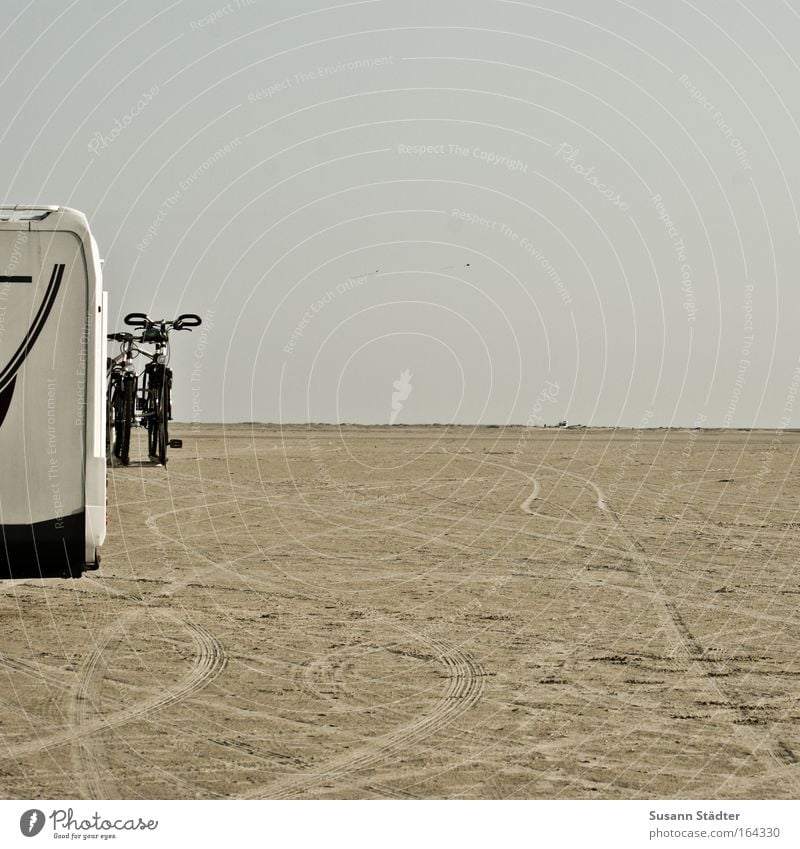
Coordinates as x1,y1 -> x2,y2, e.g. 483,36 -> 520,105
1,425 -> 798,800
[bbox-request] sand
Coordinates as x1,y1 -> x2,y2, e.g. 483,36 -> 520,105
1,425 -> 798,799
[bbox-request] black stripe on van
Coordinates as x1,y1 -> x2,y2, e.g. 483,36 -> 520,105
0,375 -> 15,429
0,263 -> 64,395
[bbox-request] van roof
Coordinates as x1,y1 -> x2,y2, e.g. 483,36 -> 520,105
0,205 -> 60,221
0,207 -> 92,241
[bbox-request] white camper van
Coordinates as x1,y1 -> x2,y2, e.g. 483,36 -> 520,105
0,206 -> 106,578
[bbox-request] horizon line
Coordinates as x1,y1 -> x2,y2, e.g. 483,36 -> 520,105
172,422 -> 800,432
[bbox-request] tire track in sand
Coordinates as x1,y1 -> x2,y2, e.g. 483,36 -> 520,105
248,635 -> 484,799
482,455 -> 800,790
70,615 -> 228,798
580,476 -> 800,785
520,477 -> 541,514
1,615 -> 227,783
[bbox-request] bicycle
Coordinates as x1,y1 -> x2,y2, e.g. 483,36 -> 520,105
106,331 -> 138,466
122,312 -> 202,465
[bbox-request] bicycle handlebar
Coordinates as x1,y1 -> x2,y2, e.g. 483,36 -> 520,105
123,312 -> 149,328
175,313 -> 202,330
123,312 -> 202,332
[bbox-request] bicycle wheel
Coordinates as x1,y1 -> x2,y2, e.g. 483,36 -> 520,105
155,371 -> 169,465
109,374 -> 128,462
141,365 -> 154,457
145,373 -> 158,460
146,366 -> 168,464
118,374 -> 135,465
106,375 -> 116,461
161,369 -> 172,464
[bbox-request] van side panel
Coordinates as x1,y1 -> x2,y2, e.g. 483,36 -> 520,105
0,227 -> 89,577
83,229 -> 105,559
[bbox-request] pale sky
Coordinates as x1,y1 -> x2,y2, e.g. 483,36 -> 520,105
3,0 -> 800,426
